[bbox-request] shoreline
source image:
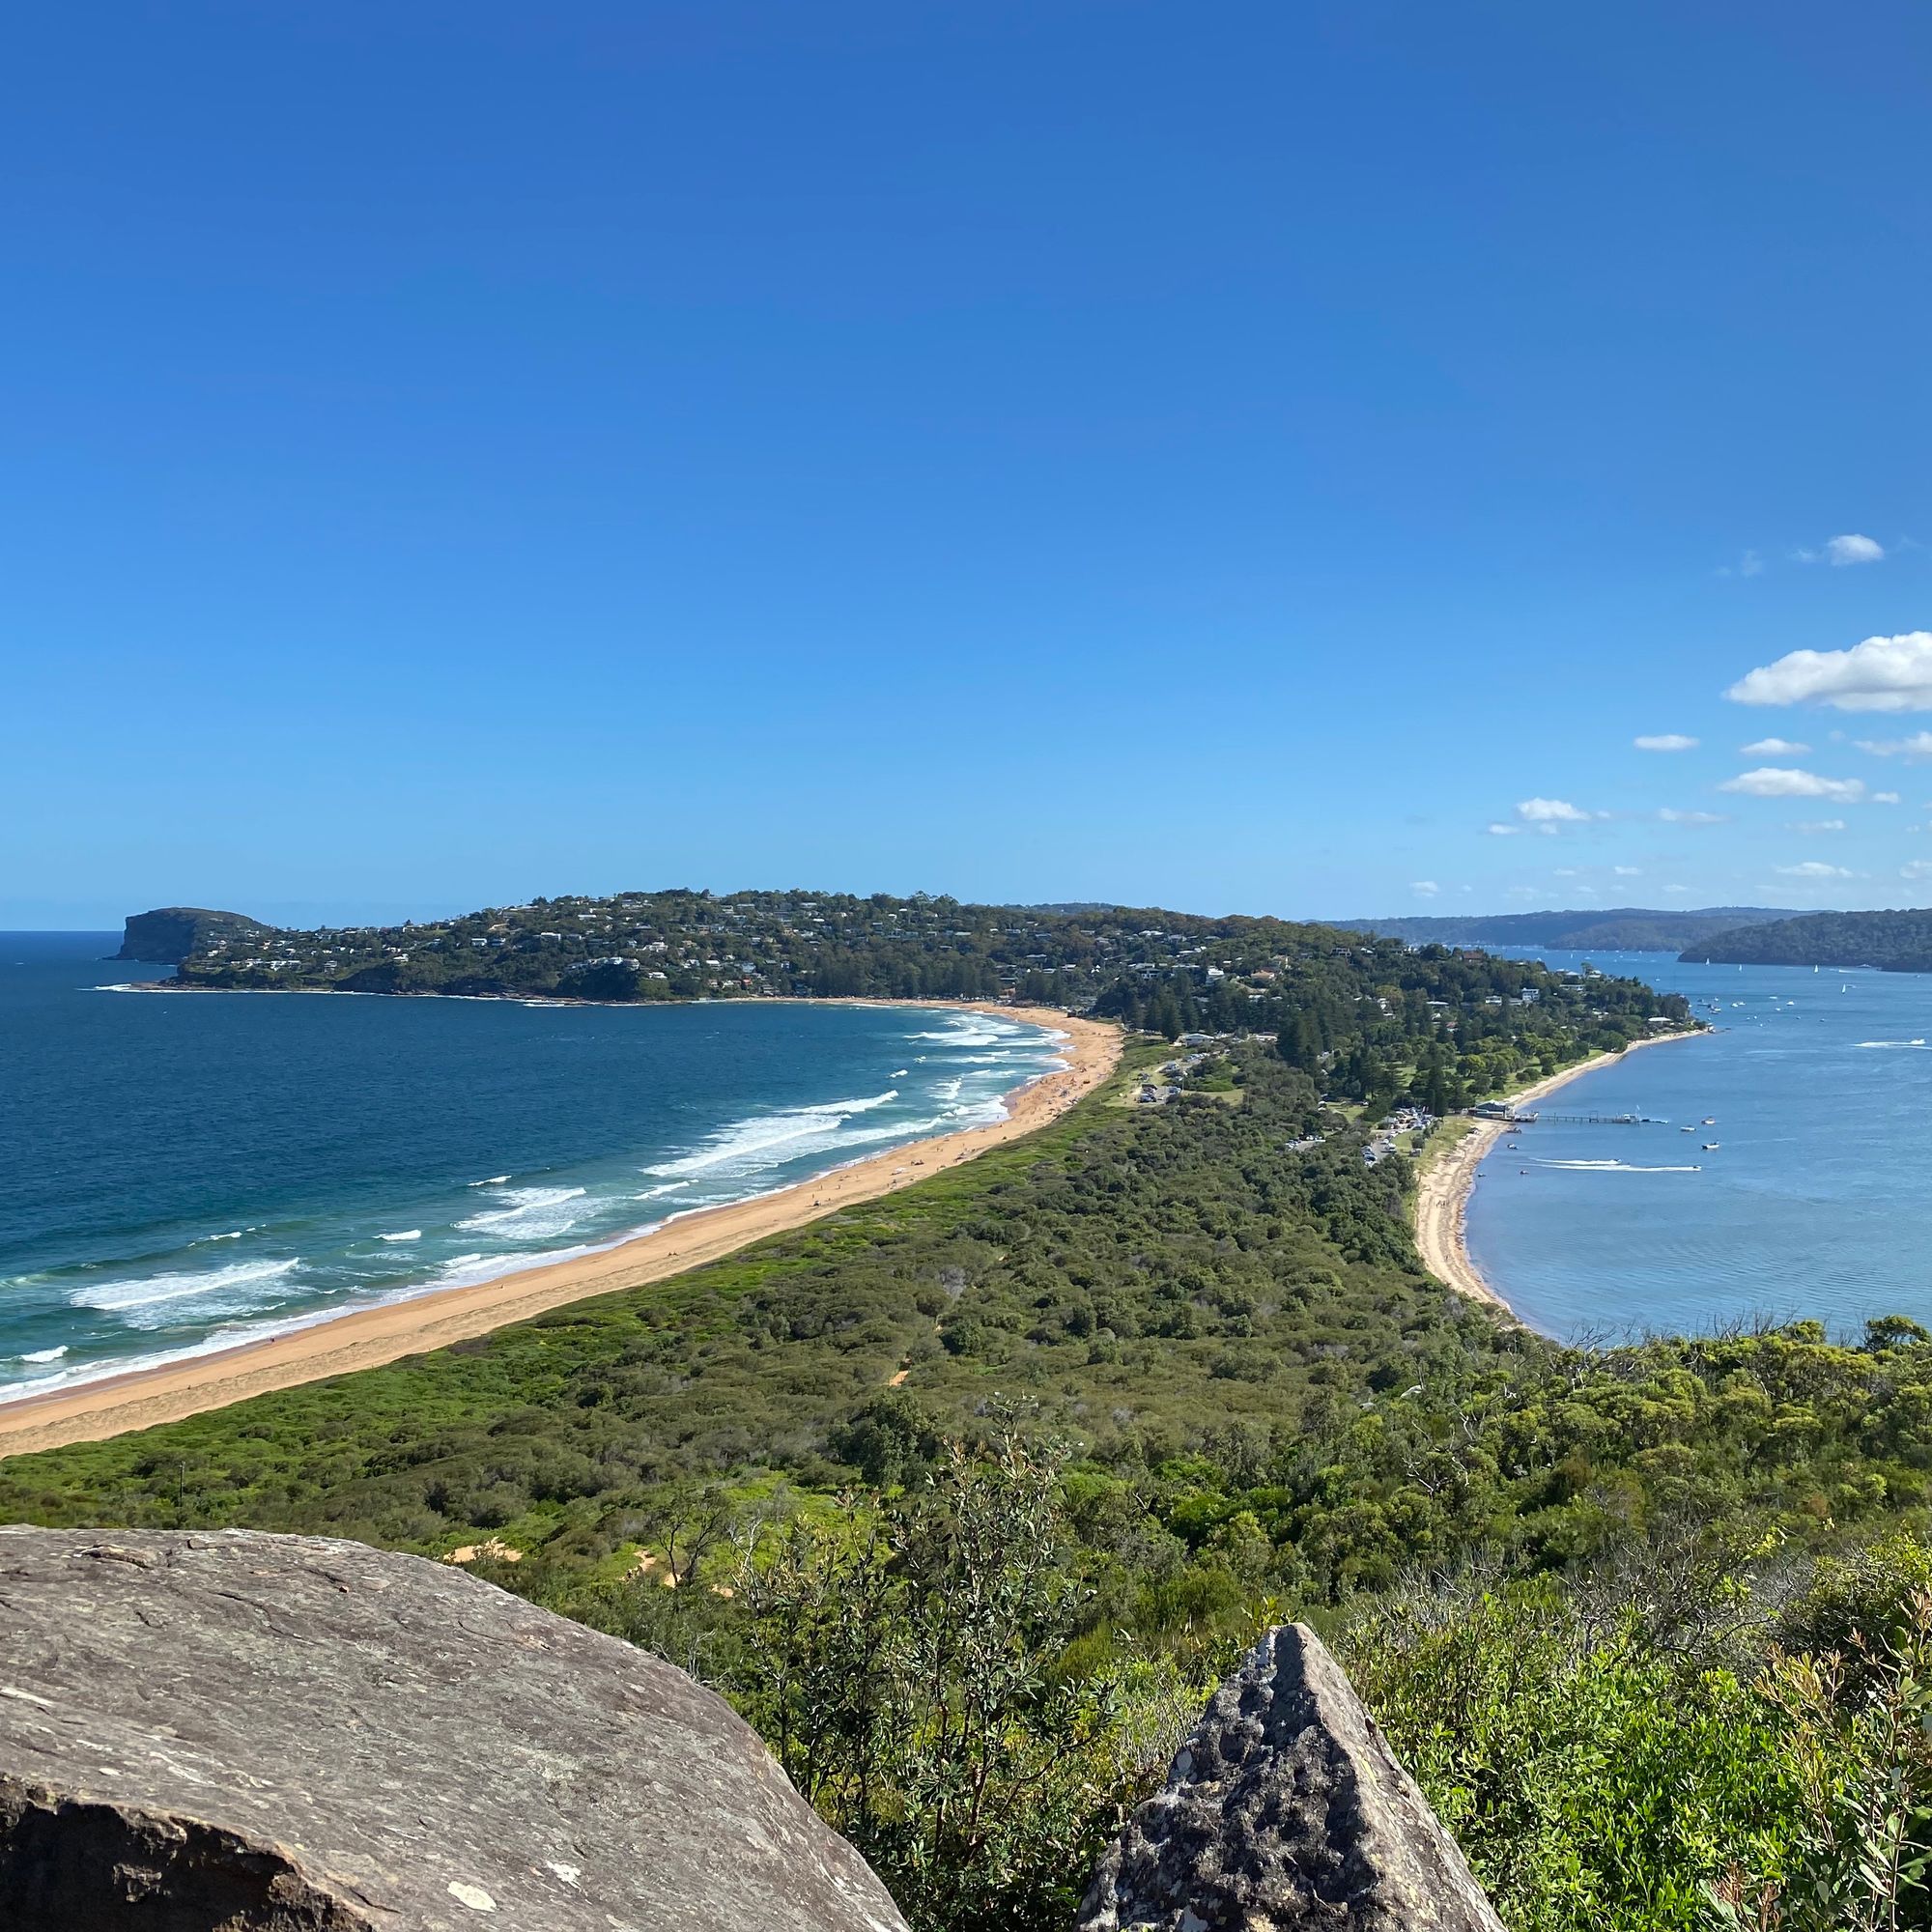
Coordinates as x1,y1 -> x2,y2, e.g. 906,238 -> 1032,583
1411,1028 -> 1706,1316
0,1003 -> 1121,1462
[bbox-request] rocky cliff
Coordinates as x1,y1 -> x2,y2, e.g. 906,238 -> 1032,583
1079,1622 -> 1505,1931
117,907 -> 271,964
0,1527 -> 910,1932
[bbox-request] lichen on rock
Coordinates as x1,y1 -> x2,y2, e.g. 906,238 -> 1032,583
0,1527 -> 909,1932
1078,1622 -> 1504,1932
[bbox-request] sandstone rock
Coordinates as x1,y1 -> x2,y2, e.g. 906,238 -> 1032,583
1078,1623 -> 1504,1932
0,1526 -> 909,1932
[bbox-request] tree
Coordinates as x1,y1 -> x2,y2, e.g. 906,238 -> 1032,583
729,1428 -> 1179,1931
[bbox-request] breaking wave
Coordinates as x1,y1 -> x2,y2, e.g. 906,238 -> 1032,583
5,998 -> 1068,1401
69,1257 -> 302,1316
457,1185 -> 593,1241
644,1092 -> 902,1179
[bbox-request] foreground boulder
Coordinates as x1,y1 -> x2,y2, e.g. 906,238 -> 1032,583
1079,1623 -> 1504,1931
0,1527 -> 909,1932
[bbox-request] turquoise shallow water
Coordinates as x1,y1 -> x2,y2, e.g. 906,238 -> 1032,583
0,935 -> 1066,1402
1464,949 -> 1932,1341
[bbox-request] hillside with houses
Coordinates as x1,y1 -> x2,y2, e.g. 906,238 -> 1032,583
130,889 -> 1690,1114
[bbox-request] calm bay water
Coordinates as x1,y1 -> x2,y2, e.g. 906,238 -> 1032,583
1465,949 -> 1932,1341
0,934 -> 1065,1402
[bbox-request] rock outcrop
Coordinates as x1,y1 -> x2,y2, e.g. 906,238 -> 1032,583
1078,1622 -> 1504,1932
117,907 -> 271,964
0,1527 -> 909,1932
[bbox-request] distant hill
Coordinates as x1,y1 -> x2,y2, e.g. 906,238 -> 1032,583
117,906 -> 273,964
1683,907 -> 1932,971
1341,906 -> 1799,953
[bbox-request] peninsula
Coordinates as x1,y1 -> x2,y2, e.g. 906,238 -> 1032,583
18,901 -> 1693,1457
17,902 -> 1893,1932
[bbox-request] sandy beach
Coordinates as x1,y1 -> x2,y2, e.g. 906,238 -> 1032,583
0,1003 -> 1121,1461
1412,1029 -> 1705,1314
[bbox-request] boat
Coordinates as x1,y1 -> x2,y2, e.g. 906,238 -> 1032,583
1702,1142 -> 1720,1151
1680,1125 -> 1694,1133
1701,1117 -> 1716,1125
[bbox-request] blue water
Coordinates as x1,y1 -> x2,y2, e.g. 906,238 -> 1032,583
1464,949 -> 1932,1341
0,935 -> 1066,1402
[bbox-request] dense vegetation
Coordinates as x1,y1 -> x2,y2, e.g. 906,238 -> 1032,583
161,886 -> 1338,1000
17,923 -> 1932,1926
1350,905 -> 1797,952
149,885 -> 1698,1019
1685,905 -> 1932,972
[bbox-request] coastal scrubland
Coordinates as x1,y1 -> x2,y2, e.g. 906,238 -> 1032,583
8,933 -> 1930,1927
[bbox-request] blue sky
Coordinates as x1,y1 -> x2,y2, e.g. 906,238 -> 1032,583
6,1 -> 1929,928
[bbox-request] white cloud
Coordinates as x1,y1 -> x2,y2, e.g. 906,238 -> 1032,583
1485,822 -> 1522,837
1505,886 -> 1539,900
1516,797 -> 1596,826
1876,791 -> 1902,805
1662,883 -> 1690,895
1827,533 -> 1886,566
1553,867 -> 1578,878
1634,733 -> 1698,753
1855,732 -> 1932,759
1410,880 -> 1440,897
1656,808 -> 1730,826
1740,549 -> 1764,577
1742,737 -> 1810,756
1902,861 -> 1932,882
1727,632 -> 1932,713
1719,767 -> 1867,802
1791,819 -> 1847,835
1613,865 -> 1642,876
1776,861 -> 1855,879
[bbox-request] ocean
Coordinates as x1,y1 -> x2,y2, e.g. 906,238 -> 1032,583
1464,949 -> 1932,1341
0,934 -> 1067,1403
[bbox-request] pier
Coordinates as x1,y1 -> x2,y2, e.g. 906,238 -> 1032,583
1493,1111 -> 1659,1126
